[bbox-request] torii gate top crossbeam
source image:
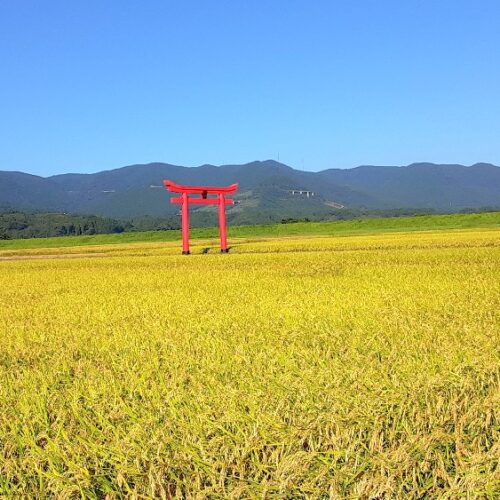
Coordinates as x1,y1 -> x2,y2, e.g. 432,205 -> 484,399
164,180 -> 238,195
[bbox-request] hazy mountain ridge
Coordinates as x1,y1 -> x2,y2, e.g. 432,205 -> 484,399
1,161 -> 499,219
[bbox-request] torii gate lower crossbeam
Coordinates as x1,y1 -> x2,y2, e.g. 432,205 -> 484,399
164,180 -> 239,254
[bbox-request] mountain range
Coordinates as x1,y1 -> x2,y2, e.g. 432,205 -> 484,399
1,161 -> 499,221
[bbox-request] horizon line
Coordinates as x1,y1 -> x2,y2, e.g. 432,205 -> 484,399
0,160 -> 498,178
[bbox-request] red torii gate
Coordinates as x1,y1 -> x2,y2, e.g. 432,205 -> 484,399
164,180 -> 239,255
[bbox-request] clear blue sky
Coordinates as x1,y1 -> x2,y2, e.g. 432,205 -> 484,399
1,1 -> 499,176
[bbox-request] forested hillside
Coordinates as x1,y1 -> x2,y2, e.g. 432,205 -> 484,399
1,161 -> 499,220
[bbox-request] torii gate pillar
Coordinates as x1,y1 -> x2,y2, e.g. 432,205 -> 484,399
164,180 -> 239,255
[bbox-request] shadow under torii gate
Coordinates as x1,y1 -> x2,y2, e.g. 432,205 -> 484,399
163,180 -> 239,255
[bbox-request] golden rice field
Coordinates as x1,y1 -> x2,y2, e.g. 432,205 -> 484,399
0,228 -> 499,498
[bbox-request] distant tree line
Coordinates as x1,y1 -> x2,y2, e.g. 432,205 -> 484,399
0,206 -> 498,240
0,212 -> 127,240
